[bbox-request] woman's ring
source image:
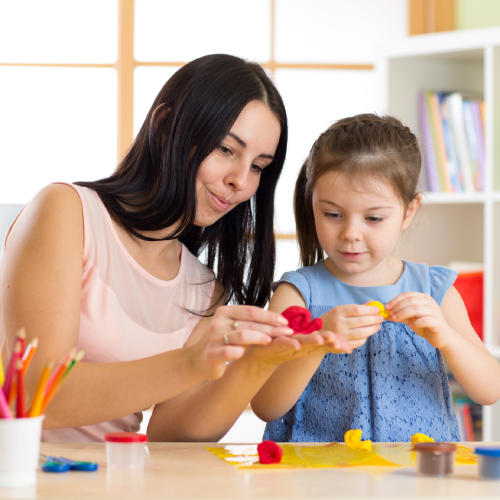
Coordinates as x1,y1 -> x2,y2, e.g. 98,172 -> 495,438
223,333 -> 230,345
232,321 -> 238,329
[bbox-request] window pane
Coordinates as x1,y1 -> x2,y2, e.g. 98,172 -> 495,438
0,67 -> 117,204
275,0 -> 407,63
135,0 -> 271,62
275,239 -> 301,281
274,69 -> 378,233
0,0 -> 117,63
134,66 -> 181,135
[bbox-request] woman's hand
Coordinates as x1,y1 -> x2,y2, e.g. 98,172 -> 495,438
188,305 -> 293,380
245,329 -> 353,370
321,304 -> 383,348
386,292 -> 452,349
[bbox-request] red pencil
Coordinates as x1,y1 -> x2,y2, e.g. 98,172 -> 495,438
41,356 -> 72,414
15,359 -> 25,418
3,341 -> 21,400
17,327 -> 26,360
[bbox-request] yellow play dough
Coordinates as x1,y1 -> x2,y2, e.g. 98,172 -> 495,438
368,300 -> 390,319
411,433 -> 435,449
344,429 -> 372,452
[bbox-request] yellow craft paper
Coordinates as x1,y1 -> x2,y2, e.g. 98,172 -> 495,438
205,443 -> 477,470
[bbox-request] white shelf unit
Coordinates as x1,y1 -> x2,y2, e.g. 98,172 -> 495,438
379,26 -> 500,442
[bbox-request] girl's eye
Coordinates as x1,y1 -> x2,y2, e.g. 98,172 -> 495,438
366,216 -> 384,223
325,212 -> 341,219
251,164 -> 264,174
218,145 -> 232,155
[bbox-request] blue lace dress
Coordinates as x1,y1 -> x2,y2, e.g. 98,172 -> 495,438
263,260 -> 460,443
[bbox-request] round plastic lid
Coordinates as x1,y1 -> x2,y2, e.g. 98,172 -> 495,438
104,432 -> 148,443
475,446 -> 500,457
414,442 -> 457,454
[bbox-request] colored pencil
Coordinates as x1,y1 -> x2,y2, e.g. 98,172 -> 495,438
3,341 -> 21,399
7,338 -> 41,404
41,357 -> 72,414
0,386 -> 12,419
44,348 -> 76,396
28,360 -> 54,418
17,327 -> 26,359
15,359 -> 26,418
22,338 -> 38,376
61,349 -> 85,382
0,350 -> 4,387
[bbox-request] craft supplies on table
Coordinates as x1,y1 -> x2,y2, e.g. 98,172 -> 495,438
105,432 -> 148,469
206,442 -> 476,469
39,454 -> 98,473
0,327 -> 84,488
414,443 -> 457,476
0,416 -> 44,488
475,446 -> 500,480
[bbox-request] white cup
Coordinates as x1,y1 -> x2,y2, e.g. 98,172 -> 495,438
0,417 -> 44,488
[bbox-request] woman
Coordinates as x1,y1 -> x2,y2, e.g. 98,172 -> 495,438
0,54 -> 350,442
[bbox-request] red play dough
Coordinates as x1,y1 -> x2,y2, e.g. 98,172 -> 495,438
281,306 -> 323,335
257,440 -> 283,464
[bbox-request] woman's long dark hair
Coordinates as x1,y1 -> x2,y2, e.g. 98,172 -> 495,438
76,54 -> 287,309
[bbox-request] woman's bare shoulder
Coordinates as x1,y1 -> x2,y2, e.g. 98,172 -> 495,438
6,183 -> 84,253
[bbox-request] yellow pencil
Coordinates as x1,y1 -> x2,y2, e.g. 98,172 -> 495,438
0,350 -> 4,387
28,360 -> 54,418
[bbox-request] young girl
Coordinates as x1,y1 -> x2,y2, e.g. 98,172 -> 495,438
251,114 -> 500,443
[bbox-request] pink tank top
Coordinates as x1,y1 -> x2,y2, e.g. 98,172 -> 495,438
0,184 -> 215,442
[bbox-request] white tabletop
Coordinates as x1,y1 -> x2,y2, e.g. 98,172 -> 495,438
1,442 -> 499,499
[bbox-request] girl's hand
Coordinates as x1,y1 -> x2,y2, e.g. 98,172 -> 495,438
189,305 -> 294,380
322,304 -> 383,348
245,329 -> 353,370
386,292 -> 452,349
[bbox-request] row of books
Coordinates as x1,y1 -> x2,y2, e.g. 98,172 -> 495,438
454,400 -> 482,442
419,90 -> 485,192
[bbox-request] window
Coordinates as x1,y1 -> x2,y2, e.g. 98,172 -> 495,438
0,0 -> 408,277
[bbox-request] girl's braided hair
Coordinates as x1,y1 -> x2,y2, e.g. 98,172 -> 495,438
294,113 -> 421,267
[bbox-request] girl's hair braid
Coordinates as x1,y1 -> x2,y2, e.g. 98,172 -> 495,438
294,113 -> 422,267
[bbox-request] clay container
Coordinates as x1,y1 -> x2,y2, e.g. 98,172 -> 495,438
414,442 -> 457,476
475,447 -> 500,480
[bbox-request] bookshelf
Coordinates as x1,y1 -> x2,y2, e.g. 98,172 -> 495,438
379,26 -> 500,442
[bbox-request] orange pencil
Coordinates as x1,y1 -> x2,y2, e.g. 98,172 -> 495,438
44,348 -> 76,396
22,338 -> 38,376
15,360 -> 26,418
41,357 -> 72,414
28,360 -> 54,418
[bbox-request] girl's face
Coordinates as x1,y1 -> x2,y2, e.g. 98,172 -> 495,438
312,172 -> 419,284
194,101 -> 281,227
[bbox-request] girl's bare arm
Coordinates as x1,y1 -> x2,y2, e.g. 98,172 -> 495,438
435,288 -> 500,405
251,283 -> 340,422
148,282 -> 355,441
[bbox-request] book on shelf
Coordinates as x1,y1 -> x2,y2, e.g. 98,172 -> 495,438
447,261 -> 483,341
418,90 -> 485,192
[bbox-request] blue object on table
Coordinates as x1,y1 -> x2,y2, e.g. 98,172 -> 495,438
41,461 -> 70,473
40,454 -> 99,472
475,447 -> 500,480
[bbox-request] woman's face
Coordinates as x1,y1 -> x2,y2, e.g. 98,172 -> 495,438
194,100 -> 281,227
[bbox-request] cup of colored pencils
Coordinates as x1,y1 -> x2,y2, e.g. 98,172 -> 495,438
0,328 -> 84,488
